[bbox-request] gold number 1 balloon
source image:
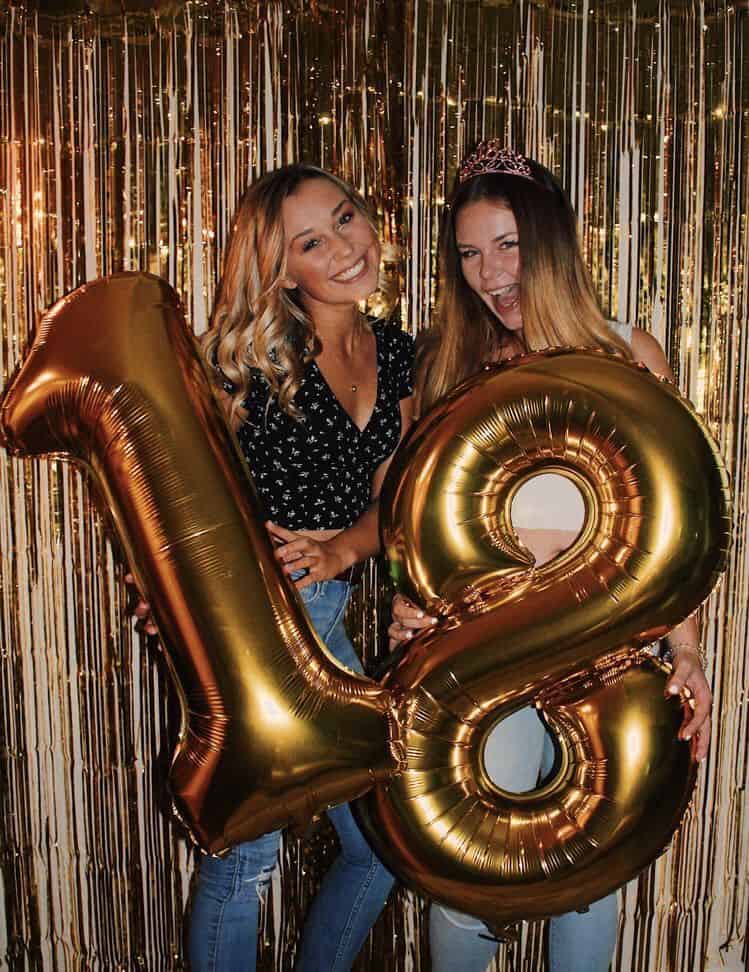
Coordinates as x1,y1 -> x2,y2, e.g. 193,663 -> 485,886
0,272 -> 401,854
355,348 -> 731,927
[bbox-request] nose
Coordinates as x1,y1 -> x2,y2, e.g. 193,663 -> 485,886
334,233 -> 355,261
479,254 -> 500,281
479,251 -> 512,283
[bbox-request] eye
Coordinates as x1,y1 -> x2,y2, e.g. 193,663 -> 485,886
499,238 -> 519,250
302,237 -> 320,252
338,210 -> 354,227
459,248 -> 478,260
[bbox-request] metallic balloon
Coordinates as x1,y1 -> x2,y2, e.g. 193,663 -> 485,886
0,272 -> 402,855
356,348 -> 731,929
1,277 -> 731,924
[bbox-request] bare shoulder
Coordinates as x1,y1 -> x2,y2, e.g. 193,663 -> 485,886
630,327 -> 675,381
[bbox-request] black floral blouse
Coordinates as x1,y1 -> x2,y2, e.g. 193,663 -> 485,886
233,321 -> 414,531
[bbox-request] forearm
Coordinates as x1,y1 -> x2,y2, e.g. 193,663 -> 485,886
663,613 -> 712,758
326,501 -> 381,569
665,615 -> 704,666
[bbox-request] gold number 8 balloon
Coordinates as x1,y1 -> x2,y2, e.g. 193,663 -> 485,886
0,272 -> 730,928
355,344 -> 731,927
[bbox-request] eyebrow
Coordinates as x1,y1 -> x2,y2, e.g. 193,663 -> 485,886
291,198 -> 349,243
457,232 -> 516,248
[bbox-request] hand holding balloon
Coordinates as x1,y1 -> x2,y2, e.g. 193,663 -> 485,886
388,593 -> 436,649
666,641 -> 712,759
125,573 -> 159,636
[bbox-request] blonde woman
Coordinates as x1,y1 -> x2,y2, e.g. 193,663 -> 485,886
390,142 -> 711,972
189,164 -> 413,970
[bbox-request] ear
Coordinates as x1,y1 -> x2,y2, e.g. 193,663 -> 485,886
279,275 -> 297,291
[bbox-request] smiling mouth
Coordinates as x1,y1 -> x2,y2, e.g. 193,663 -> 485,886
332,256 -> 367,283
486,283 -> 520,309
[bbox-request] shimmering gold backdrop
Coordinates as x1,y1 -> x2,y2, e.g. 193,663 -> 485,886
0,1 -> 746,970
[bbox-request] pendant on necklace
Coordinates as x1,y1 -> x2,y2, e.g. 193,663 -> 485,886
351,384 -> 357,393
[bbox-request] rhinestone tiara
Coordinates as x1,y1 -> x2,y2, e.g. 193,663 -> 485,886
458,140 -> 534,184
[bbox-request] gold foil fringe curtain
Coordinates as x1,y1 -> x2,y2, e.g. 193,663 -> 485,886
0,1 -> 746,969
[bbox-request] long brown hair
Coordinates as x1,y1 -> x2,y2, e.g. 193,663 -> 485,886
420,157 -> 631,413
203,164 -> 386,425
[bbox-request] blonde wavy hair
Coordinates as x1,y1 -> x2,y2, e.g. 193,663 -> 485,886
420,157 -> 631,414
203,163 -> 392,426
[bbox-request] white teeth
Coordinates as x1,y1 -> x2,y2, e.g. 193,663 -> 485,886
334,258 -> 365,282
488,284 -> 518,297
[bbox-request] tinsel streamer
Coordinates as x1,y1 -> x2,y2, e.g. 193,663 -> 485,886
0,2 -> 747,970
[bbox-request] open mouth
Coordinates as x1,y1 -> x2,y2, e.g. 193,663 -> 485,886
332,256 -> 367,283
486,283 -> 520,310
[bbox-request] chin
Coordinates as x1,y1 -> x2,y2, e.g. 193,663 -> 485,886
500,315 -> 524,332
483,299 -> 523,332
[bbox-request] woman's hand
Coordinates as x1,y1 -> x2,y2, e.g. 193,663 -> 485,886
267,521 -> 348,590
124,573 -> 158,636
666,646 -> 712,762
388,593 -> 437,651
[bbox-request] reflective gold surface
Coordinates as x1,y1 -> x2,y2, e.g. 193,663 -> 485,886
0,272 -> 399,853
3,274 -> 731,927
357,349 -> 730,926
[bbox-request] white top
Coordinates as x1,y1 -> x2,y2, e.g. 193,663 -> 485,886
608,319 -> 633,344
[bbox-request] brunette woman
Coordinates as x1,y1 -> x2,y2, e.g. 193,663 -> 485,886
390,141 -> 710,972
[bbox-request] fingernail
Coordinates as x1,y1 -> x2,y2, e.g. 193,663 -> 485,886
416,611 -> 424,619
684,733 -> 691,741
668,685 -> 679,694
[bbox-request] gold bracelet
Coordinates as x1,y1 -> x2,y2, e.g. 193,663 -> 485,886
662,640 -> 708,669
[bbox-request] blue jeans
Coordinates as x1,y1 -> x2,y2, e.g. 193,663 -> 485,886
188,580 -> 395,971
429,708 -> 619,972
